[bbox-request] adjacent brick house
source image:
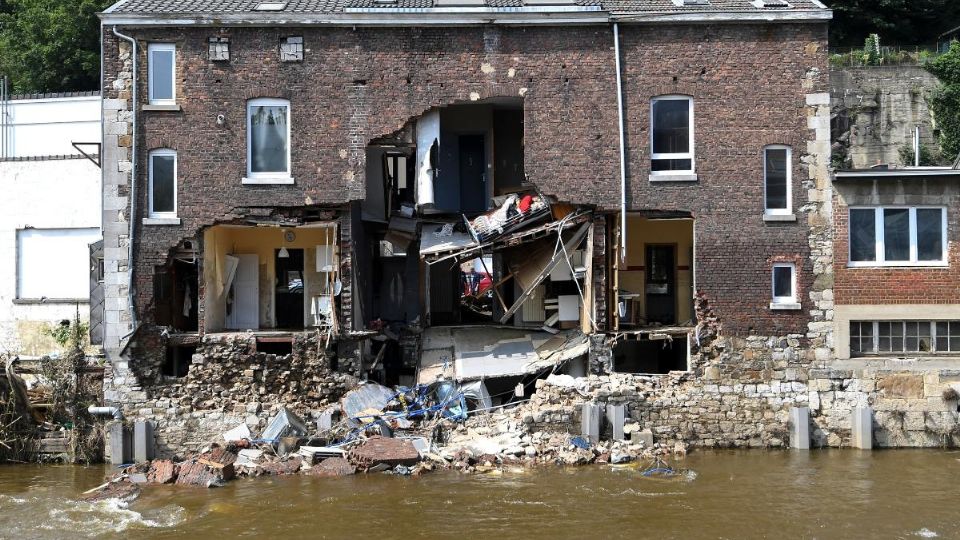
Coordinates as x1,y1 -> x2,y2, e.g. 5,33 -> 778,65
833,167 -> 960,360
97,0 -> 843,453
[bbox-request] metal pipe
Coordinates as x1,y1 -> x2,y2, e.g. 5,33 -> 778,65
112,26 -> 139,335
1,75 -> 7,159
88,405 -> 123,420
914,125 -> 920,167
613,23 -> 628,262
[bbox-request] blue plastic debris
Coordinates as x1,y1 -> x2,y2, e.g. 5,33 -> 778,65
570,436 -> 590,450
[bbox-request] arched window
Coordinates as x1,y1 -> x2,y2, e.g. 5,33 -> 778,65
650,95 -> 694,177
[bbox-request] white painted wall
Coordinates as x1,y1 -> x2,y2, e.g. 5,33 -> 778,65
0,95 -> 101,356
1,95 -> 101,158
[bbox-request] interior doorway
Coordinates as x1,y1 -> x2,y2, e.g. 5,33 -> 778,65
275,248 -> 304,329
645,244 -> 677,325
459,134 -> 486,213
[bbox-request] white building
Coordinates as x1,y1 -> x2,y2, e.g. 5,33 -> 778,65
0,92 -> 102,357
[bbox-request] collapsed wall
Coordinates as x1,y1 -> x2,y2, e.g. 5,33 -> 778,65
105,331 -> 358,457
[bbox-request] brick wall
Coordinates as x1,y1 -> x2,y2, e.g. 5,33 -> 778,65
834,180 -> 960,305
103,21 -> 828,337
618,23 -> 829,336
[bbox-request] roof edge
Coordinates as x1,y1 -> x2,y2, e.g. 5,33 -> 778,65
99,7 -> 831,26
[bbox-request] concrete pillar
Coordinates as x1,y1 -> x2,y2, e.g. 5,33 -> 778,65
581,402 -> 600,444
109,423 -> 130,465
606,404 -> 626,441
851,406 -> 873,450
789,407 -> 810,450
633,428 -> 654,448
134,420 -> 154,462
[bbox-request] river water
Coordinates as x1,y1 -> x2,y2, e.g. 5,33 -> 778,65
0,450 -> 957,539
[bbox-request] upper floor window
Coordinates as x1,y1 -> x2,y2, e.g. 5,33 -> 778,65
764,145 -> 791,215
650,95 -> 694,177
149,149 -> 177,217
148,43 -> 176,105
849,206 -> 947,266
245,98 -> 292,184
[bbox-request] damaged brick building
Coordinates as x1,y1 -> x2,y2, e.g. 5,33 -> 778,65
97,0 -> 842,453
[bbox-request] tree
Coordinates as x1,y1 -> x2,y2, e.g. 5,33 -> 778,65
926,41 -> 960,161
827,0 -> 960,47
0,0 -> 112,94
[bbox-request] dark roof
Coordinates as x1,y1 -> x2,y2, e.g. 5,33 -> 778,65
8,90 -> 100,101
102,0 -> 829,18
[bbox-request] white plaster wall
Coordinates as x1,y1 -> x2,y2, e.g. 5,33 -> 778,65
1,95 -> 101,158
0,95 -> 102,356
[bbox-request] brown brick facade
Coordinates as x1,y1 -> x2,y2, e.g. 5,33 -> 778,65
834,181 -> 960,305
102,22 -> 828,337
619,23 -> 829,335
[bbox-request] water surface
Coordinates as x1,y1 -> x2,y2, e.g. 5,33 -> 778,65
1,450 -> 957,539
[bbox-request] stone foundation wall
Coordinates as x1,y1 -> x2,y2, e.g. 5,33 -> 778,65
533,336 -> 960,449
103,330 -> 358,457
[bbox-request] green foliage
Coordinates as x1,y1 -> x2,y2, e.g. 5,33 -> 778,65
926,41 -> 960,160
863,34 -> 881,65
0,0 -> 112,94
43,311 -> 88,351
898,143 -> 942,167
828,0 -> 960,47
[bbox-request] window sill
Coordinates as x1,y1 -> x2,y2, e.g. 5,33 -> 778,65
13,298 -> 89,305
143,217 -> 181,225
763,213 -> 797,222
847,262 -> 949,269
242,176 -> 295,185
769,302 -> 802,311
142,103 -> 181,112
649,173 -> 698,183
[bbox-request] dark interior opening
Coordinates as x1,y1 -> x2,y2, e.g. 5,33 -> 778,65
275,248 -> 305,329
257,339 -> 293,356
613,335 -> 688,374
153,259 -> 199,331
163,345 -> 196,378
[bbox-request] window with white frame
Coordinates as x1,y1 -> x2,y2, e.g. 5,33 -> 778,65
848,206 -> 947,266
771,262 -> 796,306
764,145 -> 791,214
149,149 -> 177,217
148,43 -> 176,105
851,321 -> 960,355
246,98 -> 291,183
650,96 -> 694,176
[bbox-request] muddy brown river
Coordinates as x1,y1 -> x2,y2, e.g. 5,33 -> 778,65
0,450 -> 958,539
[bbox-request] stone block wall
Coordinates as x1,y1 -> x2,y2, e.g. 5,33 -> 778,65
830,66 -> 943,169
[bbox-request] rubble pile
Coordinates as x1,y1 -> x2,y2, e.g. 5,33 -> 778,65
147,333 -> 358,418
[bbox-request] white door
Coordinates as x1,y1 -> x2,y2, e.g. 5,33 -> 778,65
227,254 -> 259,330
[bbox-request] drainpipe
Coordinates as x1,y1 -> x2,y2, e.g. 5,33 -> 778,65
88,405 -> 123,420
613,23 -> 627,262
112,26 -> 139,336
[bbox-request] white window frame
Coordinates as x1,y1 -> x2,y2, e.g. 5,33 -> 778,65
763,145 -> 792,215
850,320 -> 960,356
649,95 -> 695,179
148,149 -> 177,218
244,97 -> 294,184
847,206 -> 948,267
147,43 -> 176,105
770,262 -> 798,309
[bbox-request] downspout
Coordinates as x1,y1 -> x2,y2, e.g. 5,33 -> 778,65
613,23 -> 627,262
112,26 -> 139,336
